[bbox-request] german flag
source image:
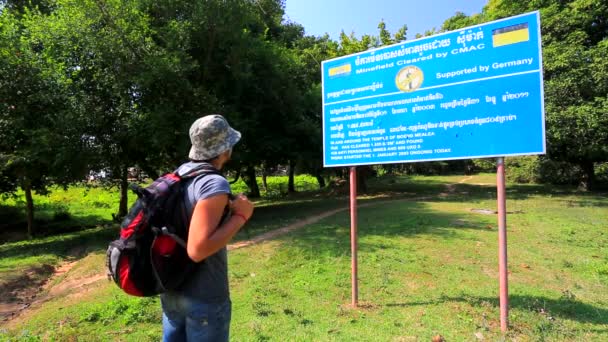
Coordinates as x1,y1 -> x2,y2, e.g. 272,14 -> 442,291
492,23 -> 530,47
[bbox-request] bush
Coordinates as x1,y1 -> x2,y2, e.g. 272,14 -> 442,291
537,158 -> 582,185
472,158 -> 496,172
595,163 -> 608,185
230,175 -> 322,198
505,156 -> 540,183
0,204 -> 23,224
52,205 -> 71,221
483,156 -> 595,185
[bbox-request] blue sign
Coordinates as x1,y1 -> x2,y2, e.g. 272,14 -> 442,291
322,11 -> 545,167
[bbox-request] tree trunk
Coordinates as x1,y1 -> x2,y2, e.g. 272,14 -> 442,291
261,168 -> 268,191
356,166 -> 370,193
315,172 -> 326,188
288,160 -> 296,193
23,181 -> 35,239
384,164 -> 394,176
464,160 -> 474,175
579,161 -> 595,191
118,166 -> 129,219
243,165 -> 260,198
229,170 -> 241,184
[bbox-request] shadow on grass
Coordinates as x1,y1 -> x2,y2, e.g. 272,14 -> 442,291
0,215 -> 113,245
275,200 -> 494,257
385,294 -> 608,325
235,194 -> 432,242
368,174 -> 608,204
235,175 -> 607,246
0,226 -> 118,267
0,199 -> 113,242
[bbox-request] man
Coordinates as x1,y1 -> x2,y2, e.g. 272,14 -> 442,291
161,114 -> 254,341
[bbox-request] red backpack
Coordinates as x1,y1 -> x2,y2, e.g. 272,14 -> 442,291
106,164 -> 220,296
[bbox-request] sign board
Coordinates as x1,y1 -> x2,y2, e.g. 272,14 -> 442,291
321,11 -> 545,167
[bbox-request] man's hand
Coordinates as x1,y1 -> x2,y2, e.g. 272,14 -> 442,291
230,193 -> 254,220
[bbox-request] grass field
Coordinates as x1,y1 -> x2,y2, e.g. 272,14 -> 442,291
0,175 -> 324,243
1,174 -> 607,341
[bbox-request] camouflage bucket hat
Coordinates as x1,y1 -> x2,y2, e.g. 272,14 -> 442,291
188,114 -> 241,160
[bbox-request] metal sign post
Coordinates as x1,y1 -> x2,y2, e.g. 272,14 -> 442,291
350,167 -> 359,307
497,157 -> 509,331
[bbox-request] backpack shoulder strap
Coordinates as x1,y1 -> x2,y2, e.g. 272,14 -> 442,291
174,163 -> 229,229
175,163 -> 222,180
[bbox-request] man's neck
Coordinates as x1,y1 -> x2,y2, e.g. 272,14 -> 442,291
210,159 -> 223,170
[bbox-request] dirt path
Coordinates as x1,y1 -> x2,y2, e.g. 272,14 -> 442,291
229,175 -> 472,250
228,207 -> 348,251
0,264 -> 54,323
2,176 -> 474,324
0,247 -> 105,324
44,266 -> 106,298
228,196 -> 423,251
1,261 -> 108,325
458,175 -> 474,184
444,175 -> 473,193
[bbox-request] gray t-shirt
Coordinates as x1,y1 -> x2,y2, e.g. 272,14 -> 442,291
166,161 -> 231,302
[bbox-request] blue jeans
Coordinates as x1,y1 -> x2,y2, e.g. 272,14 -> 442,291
161,293 -> 231,342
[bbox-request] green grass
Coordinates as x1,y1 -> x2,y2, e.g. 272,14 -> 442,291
1,174 -> 607,340
226,186 -> 608,341
0,176 -> 334,288
0,184 -> 129,242
230,174 -> 322,198
0,175 -> 322,241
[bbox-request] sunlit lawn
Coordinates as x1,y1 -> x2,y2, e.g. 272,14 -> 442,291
1,174 -> 607,341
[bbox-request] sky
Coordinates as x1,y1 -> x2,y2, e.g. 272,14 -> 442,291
284,0 -> 488,40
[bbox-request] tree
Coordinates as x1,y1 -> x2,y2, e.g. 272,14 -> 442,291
0,8 -> 89,237
484,0 -> 608,189
378,20 -> 393,46
394,24 -> 408,43
325,21 -> 420,192
282,32 -> 339,189
161,0 -> 315,197
35,0 -> 209,217
441,11 -> 482,31
50,0 -> 155,217
0,0 -> 55,14
436,0 -> 608,189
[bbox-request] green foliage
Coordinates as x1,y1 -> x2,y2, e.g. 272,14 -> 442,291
377,19 -> 393,45
230,174 -> 321,198
489,1 -> 607,188
0,184 -> 127,229
0,204 -> 21,224
505,156 -> 541,183
475,156 -> 594,185
0,5 -> 98,235
536,158 -> 583,185
472,158 -> 496,172
596,163 -> 608,184
51,204 -> 71,222
438,1 -> 608,188
2,0 -> 607,236
441,11 -> 483,31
